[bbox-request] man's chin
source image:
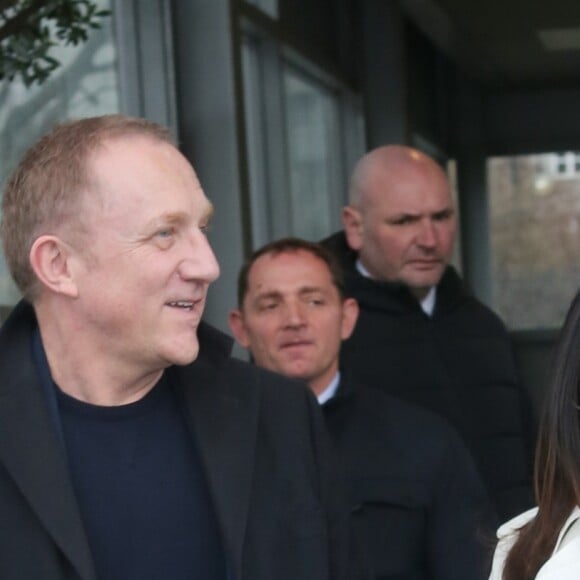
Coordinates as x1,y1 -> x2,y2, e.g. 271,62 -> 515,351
279,363 -> 313,382
405,273 -> 445,298
165,341 -> 200,367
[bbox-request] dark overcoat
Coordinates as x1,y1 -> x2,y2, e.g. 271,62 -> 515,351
0,301 -> 355,580
323,231 -> 534,522
323,378 -> 497,580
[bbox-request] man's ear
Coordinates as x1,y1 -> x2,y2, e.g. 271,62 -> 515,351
228,309 -> 251,348
340,297 -> 359,341
29,235 -> 79,298
342,206 -> 364,251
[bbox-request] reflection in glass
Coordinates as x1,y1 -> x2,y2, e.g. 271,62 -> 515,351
283,67 -> 340,240
489,153 -> 580,329
0,0 -> 119,306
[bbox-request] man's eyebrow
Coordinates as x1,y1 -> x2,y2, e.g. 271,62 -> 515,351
386,212 -> 420,221
143,202 -> 215,230
251,285 -> 327,302
429,208 -> 455,220
143,212 -> 186,230
387,207 -> 454,220
298,286 -> 325,296
252,290 -> 282,304
202,202 -> 215,222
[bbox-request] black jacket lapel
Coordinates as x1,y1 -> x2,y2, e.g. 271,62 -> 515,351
171,323 -> 259,579
0,302 -> 96,580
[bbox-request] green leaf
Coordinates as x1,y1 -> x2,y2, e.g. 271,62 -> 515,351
0,0 -> 110,85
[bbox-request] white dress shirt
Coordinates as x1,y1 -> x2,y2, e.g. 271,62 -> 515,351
316,372 -> 341,405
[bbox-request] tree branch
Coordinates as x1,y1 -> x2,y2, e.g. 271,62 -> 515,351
0,0 -> 108,85
0,0 -> 47,44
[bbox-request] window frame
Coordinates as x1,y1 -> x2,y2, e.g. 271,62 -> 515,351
240,18 -> 365,247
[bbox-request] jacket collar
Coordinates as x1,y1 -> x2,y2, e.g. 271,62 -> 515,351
196,319 -> 235,365
160,327 -> 258,580
323,230 -> 468,317
320,373 -> 356,409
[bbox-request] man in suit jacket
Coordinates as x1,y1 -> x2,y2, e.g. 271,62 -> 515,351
0,115 -> 355,580
229,237 -> 497,580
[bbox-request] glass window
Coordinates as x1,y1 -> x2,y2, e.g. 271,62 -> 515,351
0,0 -> 119,306
241,29 -> 365,247
488,153 -> 580,330
241,35 -> 275,248
282,65 -> 342,240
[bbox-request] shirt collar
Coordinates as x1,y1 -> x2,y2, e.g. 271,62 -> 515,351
355,258 -> 437,316
355,258 -> 373,278
316,371 -> 341,405
420,286 -> 437,316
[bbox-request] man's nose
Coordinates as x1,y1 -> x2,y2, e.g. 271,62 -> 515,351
416,219 -> 437,248
179,230 -> 220,283
283,301 -> 307,327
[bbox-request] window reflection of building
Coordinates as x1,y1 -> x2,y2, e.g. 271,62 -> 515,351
283,66 -> 341,240
488,153 -> 580,330
529,152 -> 580,180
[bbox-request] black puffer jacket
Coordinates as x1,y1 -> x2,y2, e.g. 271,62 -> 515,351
322,231 -> 534,521
323,378 -> 497,580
